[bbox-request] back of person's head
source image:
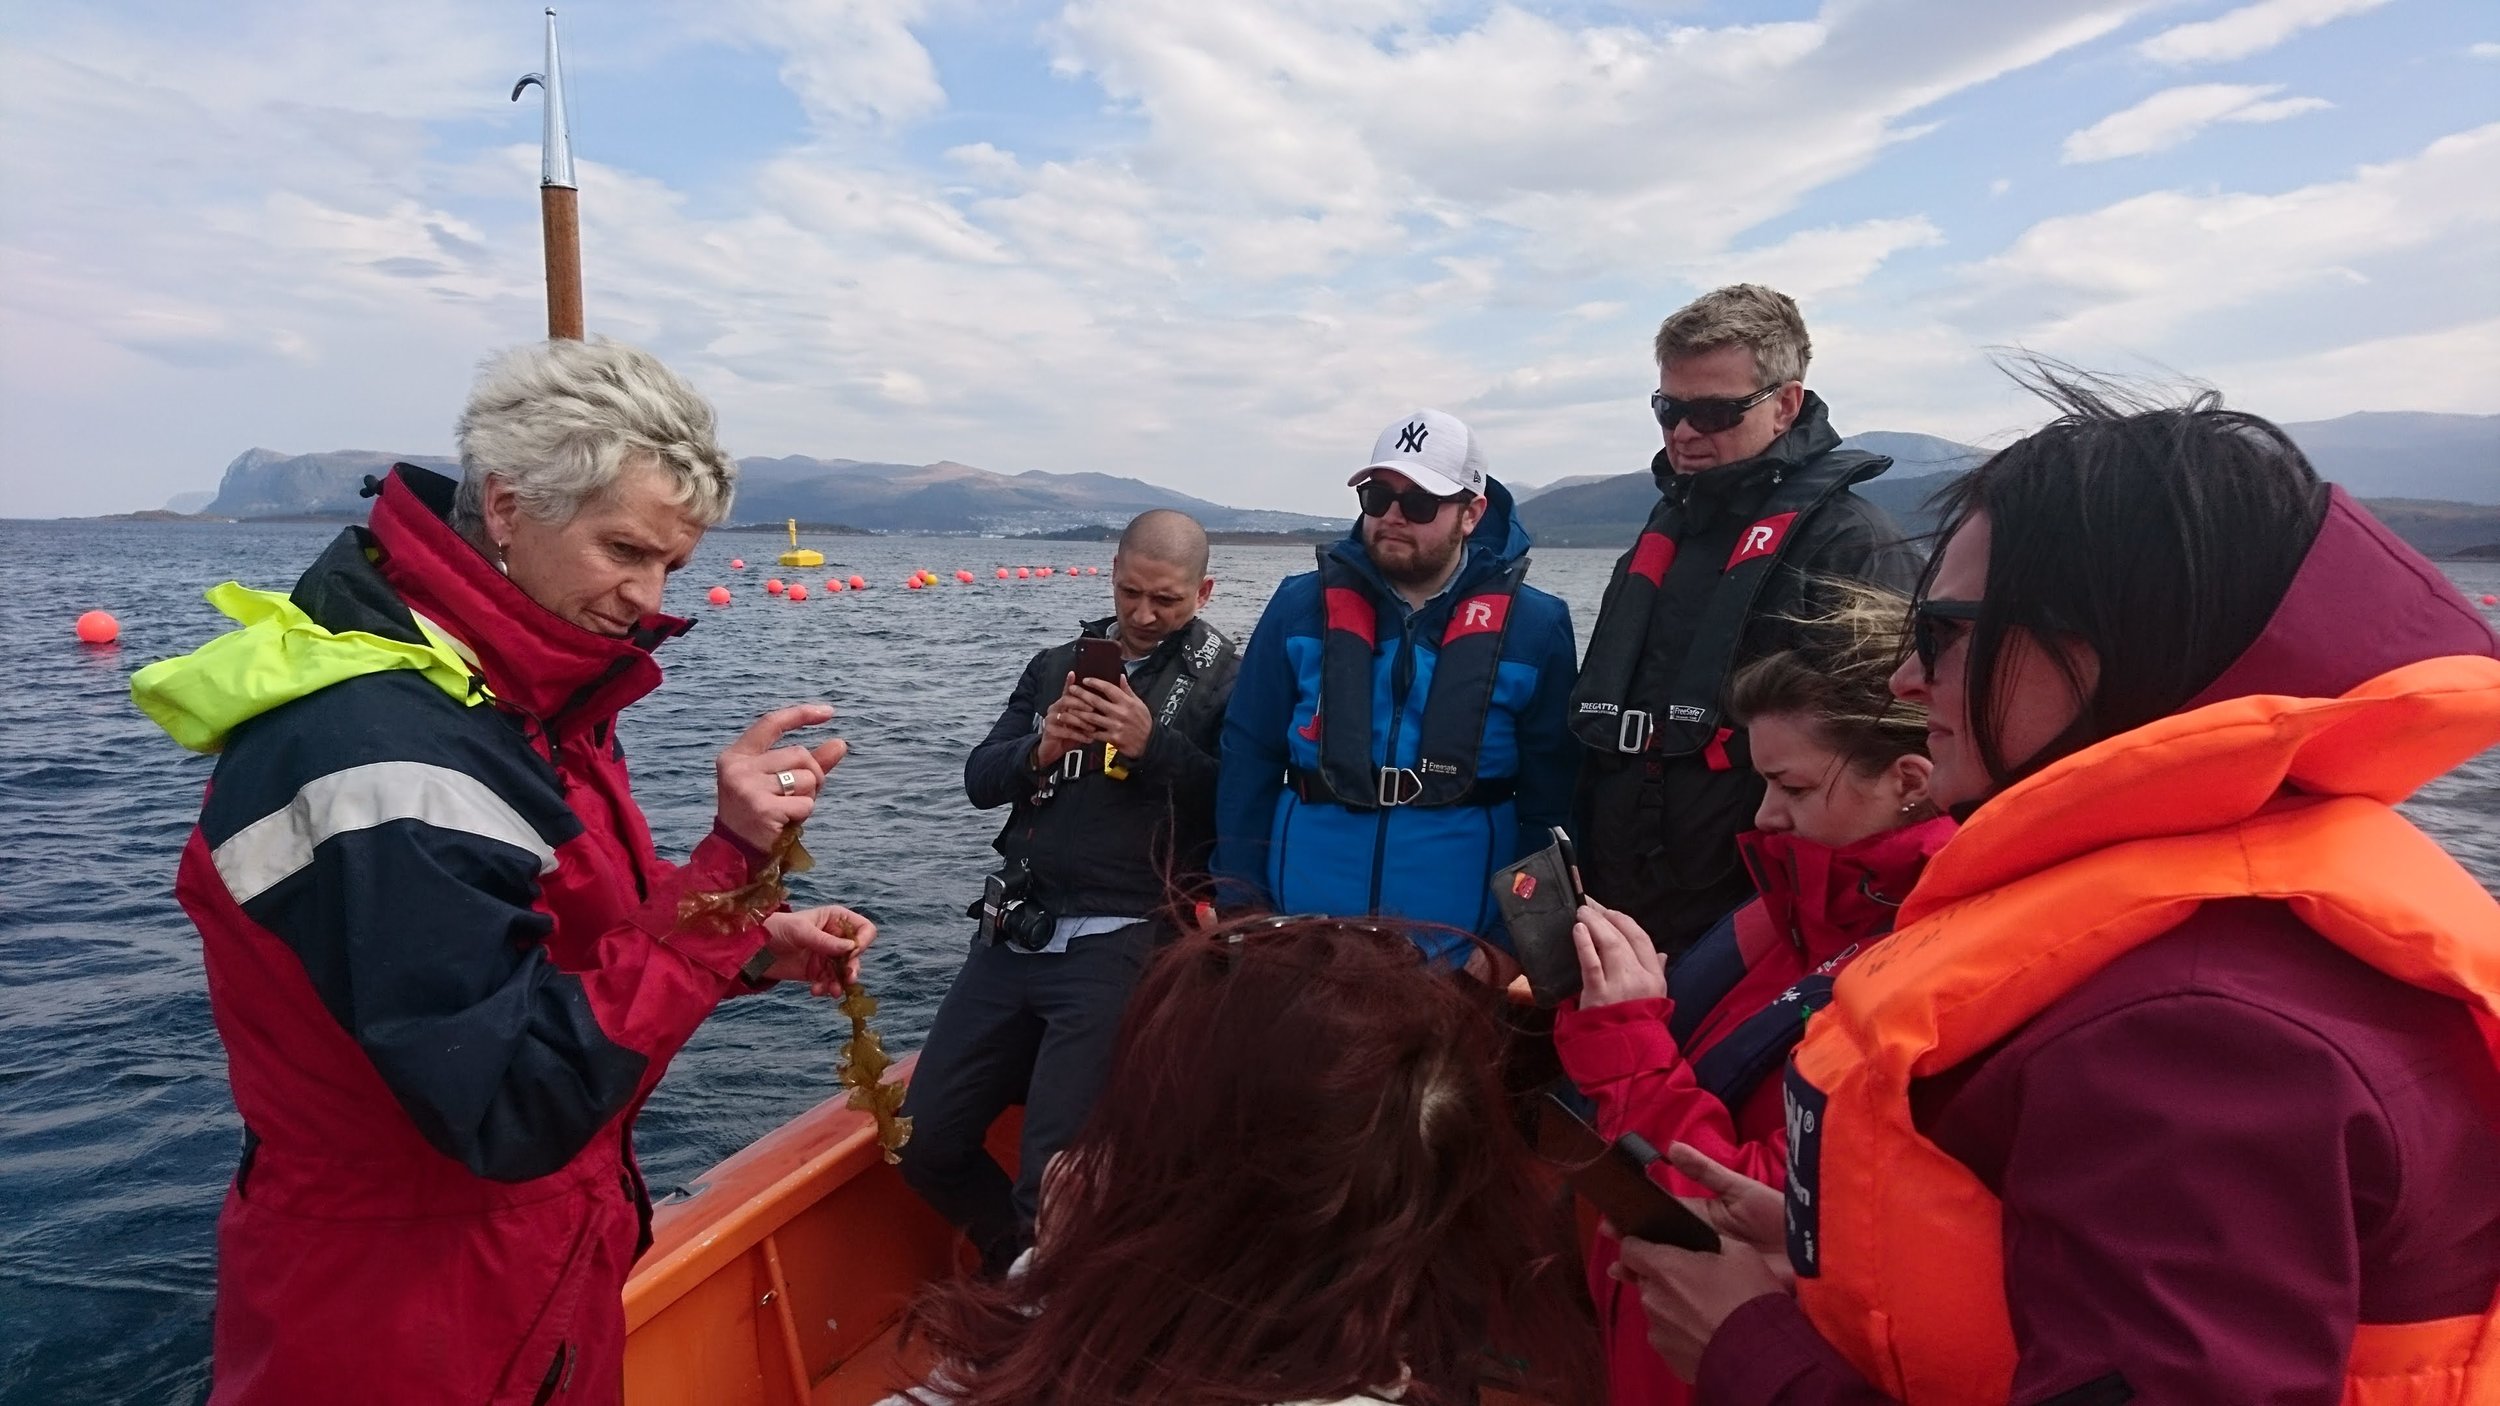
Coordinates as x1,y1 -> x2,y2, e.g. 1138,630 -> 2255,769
1729,581 -> 1928,773
899,918 -> 1597,1406
1928,360 -> 2330,787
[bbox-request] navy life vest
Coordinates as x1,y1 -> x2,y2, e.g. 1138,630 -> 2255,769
1569,449 -> 1882,758
1301,548 -> 1529,809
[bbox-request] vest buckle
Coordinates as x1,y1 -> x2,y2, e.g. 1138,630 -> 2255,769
1617,709 -> 1654,754
1376,766 -> 1425,807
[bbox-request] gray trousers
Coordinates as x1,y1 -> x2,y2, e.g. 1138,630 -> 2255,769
895,919 -> 1155,1274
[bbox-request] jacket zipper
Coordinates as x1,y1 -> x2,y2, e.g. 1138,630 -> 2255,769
1369,609 -> 1423,913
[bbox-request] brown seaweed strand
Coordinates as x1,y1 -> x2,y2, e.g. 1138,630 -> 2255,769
837,983 -> 912,1164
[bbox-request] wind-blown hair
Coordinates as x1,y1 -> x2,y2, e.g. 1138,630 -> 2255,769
1925,358 -> 2329,791
1653,283 -> 1812,385
895,918 -> 1600,1406
1727,580 -> 1928,774
451,338 -> 737,538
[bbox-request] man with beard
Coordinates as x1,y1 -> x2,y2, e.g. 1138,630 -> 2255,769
1572,285 -> 1920,957
1214,410 -> 1579,973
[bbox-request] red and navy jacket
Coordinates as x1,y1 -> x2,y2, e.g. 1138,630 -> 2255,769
156,466 -> 774,1405
1552,816 -> 1954,1406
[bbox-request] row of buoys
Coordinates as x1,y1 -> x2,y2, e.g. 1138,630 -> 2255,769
711,564 -> 1113,605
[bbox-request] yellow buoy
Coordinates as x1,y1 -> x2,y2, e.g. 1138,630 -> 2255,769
778,518 -> 824,569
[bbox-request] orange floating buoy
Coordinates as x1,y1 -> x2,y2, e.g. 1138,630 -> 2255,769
826,579 -> 844,594
706,586 -> 731,606
956,570 -> 975,583
1087,566 -> 1100,575
1017,567 -> 1031,579
1039,567 -> 1053,578
788,583 -> 809,601
996,567 -> 1010,579
766,578 -> 785,595
730,557 -> 746,570
2483,594 -> 2498,606
906,577 -> 923,590
850,575 -> 867,590
75,609 -> 120,644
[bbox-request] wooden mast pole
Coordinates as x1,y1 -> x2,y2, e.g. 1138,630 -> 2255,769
511,9 -> 582,340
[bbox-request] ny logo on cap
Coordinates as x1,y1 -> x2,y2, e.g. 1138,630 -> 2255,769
1396,421 -> 1429,453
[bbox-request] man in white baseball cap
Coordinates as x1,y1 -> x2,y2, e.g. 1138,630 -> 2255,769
1347,409 -> 1492,608
1213,408 -> 1580,977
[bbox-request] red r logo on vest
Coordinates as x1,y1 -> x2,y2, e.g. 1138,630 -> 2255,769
1726,511 -> 1798,569
1442,594 -> 1511,642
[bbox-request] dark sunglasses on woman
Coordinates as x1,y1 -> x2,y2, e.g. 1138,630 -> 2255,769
1910,598 -> 1984,677
1357,479 -> 1467,523
1651,383 -> 1782,435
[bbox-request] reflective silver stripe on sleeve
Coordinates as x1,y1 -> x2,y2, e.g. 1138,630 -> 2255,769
211,760 -> 560,906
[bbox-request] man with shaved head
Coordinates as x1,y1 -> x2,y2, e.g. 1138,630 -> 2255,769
898,509 -> 1237,1274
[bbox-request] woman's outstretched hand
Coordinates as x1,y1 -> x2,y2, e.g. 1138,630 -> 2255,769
1611,1142 -> 1795,1382
1571,899 -> 1668,1007
760,904 -> 878,995
716,704 -> 848,851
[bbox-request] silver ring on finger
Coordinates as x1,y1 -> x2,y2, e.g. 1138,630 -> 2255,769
775,769 -> 799,796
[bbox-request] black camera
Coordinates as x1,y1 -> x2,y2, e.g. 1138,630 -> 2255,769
978,861 -> 1057,952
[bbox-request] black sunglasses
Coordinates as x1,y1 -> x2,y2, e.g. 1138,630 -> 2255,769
1357,479 -> 1466,523
1909,598 -> 1984,677
1651,383 -> 1781,435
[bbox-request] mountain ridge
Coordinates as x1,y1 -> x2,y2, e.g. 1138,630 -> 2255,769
182,410 -> 2497,546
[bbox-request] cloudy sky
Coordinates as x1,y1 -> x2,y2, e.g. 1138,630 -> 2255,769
2,0 -> 2494,518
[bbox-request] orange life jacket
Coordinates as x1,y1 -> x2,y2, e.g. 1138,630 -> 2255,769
1787,655 -> 2500,1405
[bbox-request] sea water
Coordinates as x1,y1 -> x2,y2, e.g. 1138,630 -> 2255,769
1,517 -> 2493,1403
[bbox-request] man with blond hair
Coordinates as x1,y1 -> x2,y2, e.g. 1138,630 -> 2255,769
1570,285 -> 1920,955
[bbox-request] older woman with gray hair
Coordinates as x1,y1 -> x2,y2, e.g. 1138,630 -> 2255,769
135,337 -> 875,1406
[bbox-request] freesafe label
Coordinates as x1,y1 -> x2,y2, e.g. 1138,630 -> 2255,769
1784,1061 -> 1829,1278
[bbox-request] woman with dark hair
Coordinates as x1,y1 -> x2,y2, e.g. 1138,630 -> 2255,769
1555,585 -> 1951,1406
1613,370 -> 2500,1404
889,917 -> 1601,1406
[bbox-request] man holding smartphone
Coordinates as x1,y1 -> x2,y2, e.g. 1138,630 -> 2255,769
897,509 -> 1238,1276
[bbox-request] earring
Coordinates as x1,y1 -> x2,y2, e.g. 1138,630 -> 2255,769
494,541 -> 511,576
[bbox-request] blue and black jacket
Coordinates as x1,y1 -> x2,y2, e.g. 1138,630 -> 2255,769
1212,479 -> 1579,965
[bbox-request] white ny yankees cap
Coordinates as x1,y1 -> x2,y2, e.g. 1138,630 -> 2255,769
1350,408 -> 1488,499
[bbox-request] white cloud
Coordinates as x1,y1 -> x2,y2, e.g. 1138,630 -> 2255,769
1691,217 -> 1947,302
2062,83 -> 2331,162
3,0 -> 2492,522
2211,317 -> 2500,422
2136,0 -> 2393,66
1969,123 -> 2500,347
2470,42 -> 2500,60
702,0 -> 945,129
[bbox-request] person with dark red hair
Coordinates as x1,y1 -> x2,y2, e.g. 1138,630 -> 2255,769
887,917 -> 1602,1406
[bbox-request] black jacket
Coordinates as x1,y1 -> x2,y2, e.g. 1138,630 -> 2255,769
1574,397 -> 1923,954
965,616 -> 1239,920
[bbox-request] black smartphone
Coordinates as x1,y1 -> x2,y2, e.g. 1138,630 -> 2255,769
1492,827 -> 1592,1006
1549,827 -> 1588,907
1070,636 -> 1124,687
1536,1094 -> 1721,1253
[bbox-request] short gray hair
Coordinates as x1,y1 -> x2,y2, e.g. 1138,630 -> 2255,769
452,338 -> 737,536
1653,284 -> 1812,386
